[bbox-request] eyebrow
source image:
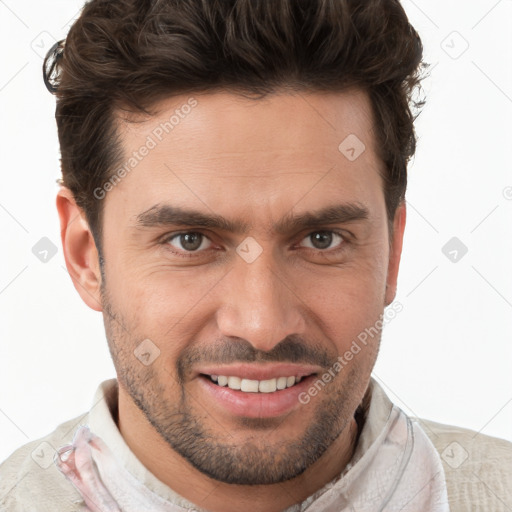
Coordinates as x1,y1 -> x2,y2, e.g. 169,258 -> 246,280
134,202 -> 370,235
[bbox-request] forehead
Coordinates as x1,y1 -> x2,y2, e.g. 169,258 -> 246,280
108,89 -> 385,226
120,88 -> 377,158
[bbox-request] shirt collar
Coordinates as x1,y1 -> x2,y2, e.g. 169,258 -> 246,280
87,376 -> 393,509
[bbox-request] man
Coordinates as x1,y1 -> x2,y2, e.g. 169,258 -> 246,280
1,0 -> 511,510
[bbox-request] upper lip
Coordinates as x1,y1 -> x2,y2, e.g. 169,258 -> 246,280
196,363 -> 320,381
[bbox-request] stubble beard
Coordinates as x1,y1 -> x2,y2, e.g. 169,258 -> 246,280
100,282 -> 369,485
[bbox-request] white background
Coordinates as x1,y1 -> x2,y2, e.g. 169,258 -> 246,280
0,0 -> 511,464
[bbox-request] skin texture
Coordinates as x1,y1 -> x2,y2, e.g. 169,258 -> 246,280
57,89 -> 406,512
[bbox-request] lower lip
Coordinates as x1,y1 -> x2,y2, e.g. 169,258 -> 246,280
197,375 -> 316,418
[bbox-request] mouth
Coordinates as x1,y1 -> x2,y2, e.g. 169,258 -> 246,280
200,373 -> 314,393
194,363 -> 322,417
195,365 -> 321,418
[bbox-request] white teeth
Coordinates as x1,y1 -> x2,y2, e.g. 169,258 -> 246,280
209,374 -> 303,393
259,378 -> 277,393
241,379 -> 259,392
227,376 -> 241,390
276,377 -> 288,390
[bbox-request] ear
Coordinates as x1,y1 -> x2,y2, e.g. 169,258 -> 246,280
56,187 -> 103,312
385,201 -> 406,306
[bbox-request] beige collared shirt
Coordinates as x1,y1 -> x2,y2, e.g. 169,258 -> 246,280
1,377 -> 511,511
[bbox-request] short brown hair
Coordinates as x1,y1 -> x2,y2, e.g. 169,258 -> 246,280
44,0 -> 426,254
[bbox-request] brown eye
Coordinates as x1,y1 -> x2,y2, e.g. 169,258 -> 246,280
167,232 -> 212,252
299,231 -> 344,251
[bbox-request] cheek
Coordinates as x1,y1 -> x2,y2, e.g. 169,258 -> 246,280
290,253 -> 388,350
107,267 -> 227,354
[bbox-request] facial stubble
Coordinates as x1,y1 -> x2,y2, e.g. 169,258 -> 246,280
100,281 -> 374,486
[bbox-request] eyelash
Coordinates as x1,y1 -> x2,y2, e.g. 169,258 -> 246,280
160,230 -> 348,259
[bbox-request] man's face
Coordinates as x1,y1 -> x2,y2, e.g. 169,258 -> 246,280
97,89 -> 402,485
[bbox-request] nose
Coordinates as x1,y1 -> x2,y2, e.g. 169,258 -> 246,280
215,250 -> 306,353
